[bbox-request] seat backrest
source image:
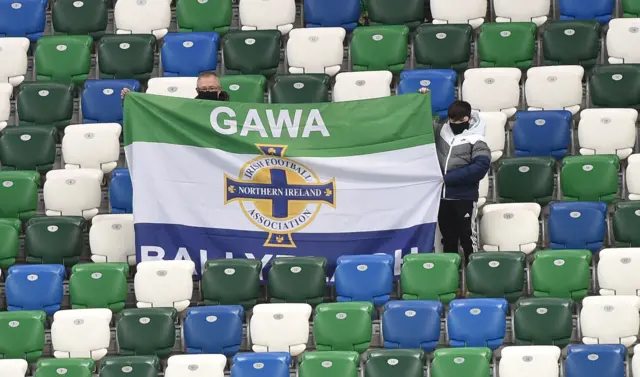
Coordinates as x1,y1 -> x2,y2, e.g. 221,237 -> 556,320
578,108 -> 638,160
0,83 -> 13,129
480,203 -> 541,254
499,346 -> 561,377
607,18 -> 640,64
43,168 -> 104,219
446,298 -> 509,349
598,248 -> 640,296
580,295 -> 640,346
134,260 -> 196,312
165,354 -> 226,377
0,359 -> 28,377
90,214 -> 135,264
62,123 -> 122,172
397,69 -> 457,119
558,0 -> 614,23
231,352 -> 292,377
525,65 -> 584,114
332,71 -> 392,102
0,37 -> 29,86
462,68 -> 521,116
547,202 -> 607,252
381,300 -> 443,351
5,264 -> 66,315
286,27 -> 346,76
335,254 -> 393,306
513,110 -> 572,159
161,32 -> 220,77
239,0 -> 296,34
82,79 -> 141,124
303,0 -> 360,30
146,77 -> 198,98
183,305 -> 244,356
114,0 -> 171,38
431,0 -> 487,28
249,303 -> 312,356
494,0 -> 550,25
51,308 -> 112,360
566,344 -> 627,377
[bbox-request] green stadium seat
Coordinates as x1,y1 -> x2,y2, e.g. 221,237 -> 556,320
365,0 -> 424,30
201,259 -> 261,309
543,21 -> 601,69
52,0 -> 108,37
0,219 -> 20,268
0,126 -> 57,172
97,35 -> 156,80
35,36 -> 92,84
25,217 -> 85,266
478,22 -> 537,69
561,155 -> 620,202
299,352 -> 359,377
267,256 -> 327,305
270,74 -> 329,103
116,308 -> 177,357
0,171 -> 40,222
431,348 -> 492,377
0,310 -> 46,361
465,252 -> 526,303
414,24 -> 472,71
99,356 -> 161,377
35,359 -> 95,377
613,201 -> 640,246
350,26 -> 409,73
220,75 -> 267,103
531,249 -> 592,300
222,30 -> 281,77
589,65 -> 640,108
17,82 -> 74,129
364,349 -> 425,377
70,263 -> 129,312
514,297 -> 574,348
623,0 -> 640,17
400,253 -> 460,303
314,302 -> 374,353
497,157 -> 556,206
176,0 -> 232,34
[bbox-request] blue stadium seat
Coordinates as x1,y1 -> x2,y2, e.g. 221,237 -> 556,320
82,80 -> 141,124
161,32 -> 220,77
304,0 -> 360,30
335,254 -> 393,307
513,111 -> 572,159
559,0 -> 614,23
231,352 -> 292,377
110,168 -> 133,214
398,69 -> 456,120
548,202 -> 607,252
565,345 -> 626,377
184,305 -> 244,356
382,300 -> 443,351
5,264 -> 65,315
0,0 -> 47,41
447,298 -> 508,349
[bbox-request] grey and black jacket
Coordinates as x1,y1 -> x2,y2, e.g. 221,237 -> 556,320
434,111 -> 492,201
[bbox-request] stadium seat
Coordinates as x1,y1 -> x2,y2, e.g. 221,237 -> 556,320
397,69 -> 456,119
298,351 -> 359,377
90,214 -> 136,264
99,356 -> 161,377
478,174 -> 489,208
335,254 -> 393,307
17,81 -> 74,129
513,111 -> 572,159
514,298 -> 574,347
249,303 -> 312,356
184,305 -> 243,355
589,65 -> 640,108
531,249 -> 592,299
447,298 -> 508,349
559,0 -> 614,23
239,0 -> 295,34
364,349 -> 425,377
231,352 -> 291,377
624,0 -> 640,16
548,202 -> 607,252
0,219 -> 20,268
0,310 -> 46,361
220,75 -> 267,103
580,295 -> 640,346
286,27 -> 345,76
62,123 -> 122,173
116,308 -> 177,357
0,37 -> 29,86
43,169 -> 104,220
598,248 -> 640,295
560,155 -> 620,202
494,0 -> 550,25
82,80 -> 141,124
628,155 -> 640,200
70,263 -> 129,311
462,68 -> 521,116
51,308 -> 112,360
314,302 -> 374,353
146,77 -> 197,99
267,256 -> 327,305
499,346 -> 561,377
304,0 -> 360,30
480,203 -> 541,253
607,18 -> 640,64
566,345 -> 627,377
110,169 -> 132,214
0,0 -> 47,41
465,252 -> 526,302
161,32 -> 220,77
51,0 -> 108,37
612,202 -> 640,246
98,35 -> 156,80
114,0 -> 170,39
222,30 -> 281,77
350,26 -> 408,73
0,126 -> 57,172
0,171 -> 39,221
413,24 -> 472,71
0,83 -> 9,130
333,71 -> 392,102
5,264 -> 65,315
381,300 -> 443,351
479,111 -> 508,161
34,359 -> 95,377
431,0 -> 487,28
270,74 -> 330,104
202,259 -> 262,308
176,0 -> 232,34
542,21 -> 600,68
134,260 -> 196,312
25,216 -> 85,265
0,359 -> 28,377
633,345 -> 640,377
431,348 -> 492,377
35,35 -> 92,84
525,66 -> 584,114
478,22 -> 537,69
400,253 -> 461,302
165,354 -> 226,377
365,0 -> 423,29
496,157 -> 555,205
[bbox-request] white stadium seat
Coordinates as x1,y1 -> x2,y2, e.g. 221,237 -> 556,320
62,123 -> 122,173
286,27 -> 346,76
114,0 -> 171,39
481,203 -> 541,254
90,214 -> 136,265
431,0 -> 487,28
525,66 -> 584,114
239,0 -> 296,35
627,154 -> 640,200
462,68 -> 521,117
580,295 -> 640,346
0,360 -> 28,377
478,174 -> 489,208
632,345 -> 640,377
51,308 -> 112,360
0,37 -> 29,86
43,169 -> 104,220
607,18 -> 640,64
494,0 -> 550,26
598,248 -> 640,296
499,346 -> 561,377
165,354 -> 226,377
250,303 -> 312,356
134,260 -> 195,312
578,108 -> 637,160
479,111 -> 508,162
332,71 -> 392,102
146,77 -> 198,99
0,83 -> 12,131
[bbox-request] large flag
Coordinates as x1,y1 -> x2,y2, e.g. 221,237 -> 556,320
123,92 -> 442,277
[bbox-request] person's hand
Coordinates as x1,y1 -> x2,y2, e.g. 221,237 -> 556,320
121,88 -> 131,99
419,87 -> 429,94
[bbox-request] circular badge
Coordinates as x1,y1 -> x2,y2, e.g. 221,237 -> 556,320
73,1 -> 83,7
601,118 -> 611,124
2,181 -> 12,188
322,361 -> 332,368
387,358 -> 399,366
91,272 -> 102,279
588,354 -> 599,361
547,76 -> 557,83
122,366 -> 133,373
245,38 -> 256,45
612,74 -> 623,81
488,261 -> 500,268
74,319 -> 84,325
405,310 -> 416,317
188,365 -> 198,371
27,274 -> 38,281
357,264 -> 368,271
224,268 -> 235,275
112,224 -> 122,230
503,213 -> 514,220
535,119 -> 546,126
554,259 -> 565,266
56,45 -> 67,52
120,43 -> 130,50
536,307 -> 548,314
229,84 -> 240,91
523,356 -> 533,362
570,211 -> 581,218
582,164 -> 594,172
423,262 -> 434,269
372,34 -> 383,41
470,308 -> 481,315
519,166 -> 530,173
56,368 -> 68,375
183,41 -> 194,48
484,78 -> 495,84
604,305 -> 614,312
156,270 -> 167,277
308,36 -> 319,42
139,317 -> 151,324
436,33 -> 447,39
630,27 -> 639,33
355,80 -> 366,86
48,225 -> 58,232
11,2 -> 22,8
206,315 -> 217,322
621,257 -> 632,264
39,90 -> 49,97
336,312 -> 347,320
20,134 -> 31,141
454,357 -> 465,364
197,0 -> 208,3
136,0 -> 146,5
84,132 -> 94,139
293,82 -> 304,89
9,321 -> 19,328
500,31 -> 511,37
253,363 -> 264,369
66,179 -> 76,185
103,88 -> 114,95
420,80 -> 431,86
635,210 -> 640,216
564,29 -> 575,36
273,313 -> 284,320
167,86 -> 178,93
290,266 -> 302,273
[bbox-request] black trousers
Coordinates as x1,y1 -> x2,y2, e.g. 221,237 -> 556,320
438,199 -> 478,262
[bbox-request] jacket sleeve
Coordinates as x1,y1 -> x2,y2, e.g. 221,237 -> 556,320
443,140 -> 491,186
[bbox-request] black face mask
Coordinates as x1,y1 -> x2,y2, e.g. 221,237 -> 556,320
450,121 -> 470,135
196,90 -> 229,101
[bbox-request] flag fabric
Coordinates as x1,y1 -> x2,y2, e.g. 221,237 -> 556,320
123,92 -> 442,277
